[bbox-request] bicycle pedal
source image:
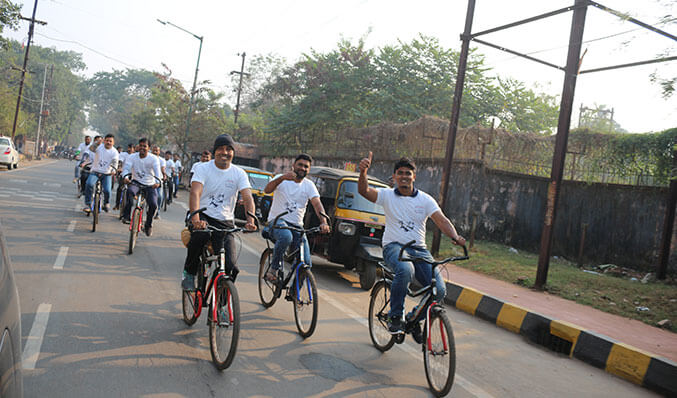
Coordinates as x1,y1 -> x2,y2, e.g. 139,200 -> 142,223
394,333 -> 406,344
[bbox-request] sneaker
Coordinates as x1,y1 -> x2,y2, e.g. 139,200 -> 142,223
411,321 -> 424,344
113,205 -> 119,211
181,271 -> 196,291
264,268 -> 279,283
121,218 -> 130,224
103,203 -> 110,212
388,316 -> 405,334
154,214 -> 160,220
82,207 -> 91,214
144,225 -> 152,237
72,178 -> 77,184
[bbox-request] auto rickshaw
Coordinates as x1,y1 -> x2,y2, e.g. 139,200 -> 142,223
235,165 -> 274,221
304,166 -> 390,290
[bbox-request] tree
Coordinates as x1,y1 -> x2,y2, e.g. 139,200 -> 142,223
0,0 -> 20,50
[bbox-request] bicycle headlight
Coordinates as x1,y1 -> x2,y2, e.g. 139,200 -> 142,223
337,221 -> 356,236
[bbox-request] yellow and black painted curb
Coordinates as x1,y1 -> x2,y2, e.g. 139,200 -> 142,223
444,281 -> 677,397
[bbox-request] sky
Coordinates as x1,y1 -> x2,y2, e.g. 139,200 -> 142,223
6,0 -> 677,133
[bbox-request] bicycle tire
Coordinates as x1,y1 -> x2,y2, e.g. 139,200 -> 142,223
209,278 -> 240,370
182,289 -> 201,326
163,190 -> 168,211
257,248 -> 279,308
118,189 -> 127,220
293,268 -> 318,338
92,187 -> 100,232
368,281 -> 395,352
128,207 -> 139,254
423,309 -> 456,397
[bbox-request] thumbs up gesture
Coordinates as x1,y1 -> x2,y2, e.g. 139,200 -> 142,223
359,151 -> 372,174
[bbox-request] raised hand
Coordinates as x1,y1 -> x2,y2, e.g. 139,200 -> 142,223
359,151 -> 372,173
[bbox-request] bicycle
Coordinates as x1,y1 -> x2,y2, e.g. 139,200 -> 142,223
162,178 -> 170,212
258,211 -> 329,338
117,177 -> 128,220
181,207 -> 257,370
77,165 -> 90,199
88,167 -> 117,233
126,175 -> 161,254
367,239 -> 469,397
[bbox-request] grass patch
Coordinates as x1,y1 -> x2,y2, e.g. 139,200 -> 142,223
427,233 -> 677,333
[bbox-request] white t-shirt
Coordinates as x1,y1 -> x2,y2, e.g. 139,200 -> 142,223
375,188 -> 441,248
165,159 -> 175,176
173,159 -> 182,172
81,145 -> 96,166
76,142 -> 89,160
190,161 -> 204,175
123,153 -> 162,186
90,145 -> 119,174
267,177 -> 320,226
191,161 -> 251,221
119,151 -> 129,168
156,155 -> 167,174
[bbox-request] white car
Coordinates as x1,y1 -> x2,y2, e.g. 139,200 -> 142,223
0,137 -> 19,169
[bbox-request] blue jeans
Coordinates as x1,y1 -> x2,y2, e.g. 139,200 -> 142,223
172,175 -> 179,196
383,242 -> 447,319
84,172 -> 112,207
267,219 -> 312,270
156,185 -> 163,208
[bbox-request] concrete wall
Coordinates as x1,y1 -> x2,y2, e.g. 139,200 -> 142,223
259,156 -> 675,273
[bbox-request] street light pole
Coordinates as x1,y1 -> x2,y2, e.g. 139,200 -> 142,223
230,52 -> 250,125
157,19 -> 203,161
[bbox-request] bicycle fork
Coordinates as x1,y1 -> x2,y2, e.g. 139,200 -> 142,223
209,250 -> 234,326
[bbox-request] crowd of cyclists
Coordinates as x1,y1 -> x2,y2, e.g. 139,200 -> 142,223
67,132 -> 466,393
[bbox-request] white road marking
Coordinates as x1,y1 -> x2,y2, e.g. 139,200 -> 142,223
34,197 -> 53,202
0,194 -> 9,198
67,220 -> 76,232
42,182 -> 61,187
22,303 -> 52,370
9,178 -> 27,183
53,246 -> 69,270
240,241 -> 260,258
176,201 -> 188,210
74,204 -> 81,212
14,193 -> 31,198
319,291 -> 496,398
3,160 -> 57,173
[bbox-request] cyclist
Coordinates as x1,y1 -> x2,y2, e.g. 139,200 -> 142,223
182,134 -> 257,290
172,152 -> 182,198
357,153 -> 466,334
73,135 -> 91,184
190,150 -> 211,181
121,138 -> 162,236
78,136 -> 102,195
152,145 -> 167,219
83,134 -> 119,214
164,151 -> 176,199
262,153 -> 330,283
114,143 -> 134,211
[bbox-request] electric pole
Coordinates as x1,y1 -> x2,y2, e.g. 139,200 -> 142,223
230,52 -> 250,125
11,0 -> 47,141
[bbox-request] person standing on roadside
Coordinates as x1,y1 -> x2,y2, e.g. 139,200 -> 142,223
357,152 -> 465,334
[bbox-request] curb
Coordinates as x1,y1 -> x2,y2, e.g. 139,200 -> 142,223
443,280 -> 677,397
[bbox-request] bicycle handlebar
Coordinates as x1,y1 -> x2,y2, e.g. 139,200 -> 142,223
270,210 -> 330,234
186,207 -> 259,233
397,239 -> 469,264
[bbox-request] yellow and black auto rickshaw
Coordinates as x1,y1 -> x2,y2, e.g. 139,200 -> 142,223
304,166 -> 390,290
235,165 -> 274,222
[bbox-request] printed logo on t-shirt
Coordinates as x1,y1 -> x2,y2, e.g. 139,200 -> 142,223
415,205 -> 426,214
136,170 -> 146,179
209,193 -> 226,208
99,159 -> 107,168
398,220 -> 415,232
285,200 -> 298,214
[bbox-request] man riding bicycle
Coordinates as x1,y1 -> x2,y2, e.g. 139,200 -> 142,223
114,143 -> 135,211
172,152 -> 182,198
262,153 -> 330,283
73,135 -> 91,184
121,138 -> 162,236
358,153 -> 466,334
83,134 -> 119,214
181,134 -> 257,291
152,145 -> 167,218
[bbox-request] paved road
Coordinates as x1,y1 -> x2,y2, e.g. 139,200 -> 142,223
0,160 -> 656,397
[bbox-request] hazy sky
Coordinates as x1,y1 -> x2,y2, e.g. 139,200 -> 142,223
7,0 -> 677,133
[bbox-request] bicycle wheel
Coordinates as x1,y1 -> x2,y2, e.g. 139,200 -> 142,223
293,268 -> 318,338
258,248 -> 279,308
368,281 -> 395,352
128,207 -> 139,254
182,289 -> 201,326
423,309 -> 456,397
118,189 -> 127,219
92,187 -> 100,232
209,278 -> 240,370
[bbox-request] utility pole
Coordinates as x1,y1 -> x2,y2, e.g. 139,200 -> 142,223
535,0 -> 588,289
230,52 -> 250,125
431,0 -> 476,256
11,0 -> 47,141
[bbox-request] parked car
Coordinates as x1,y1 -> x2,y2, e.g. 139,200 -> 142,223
234,165 -> 274,222
0,220 -> 23,397
0,137 -> 19,170
304,166 -> 390,290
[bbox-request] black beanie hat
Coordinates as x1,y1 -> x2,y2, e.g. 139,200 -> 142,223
213,134 -> 235,154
